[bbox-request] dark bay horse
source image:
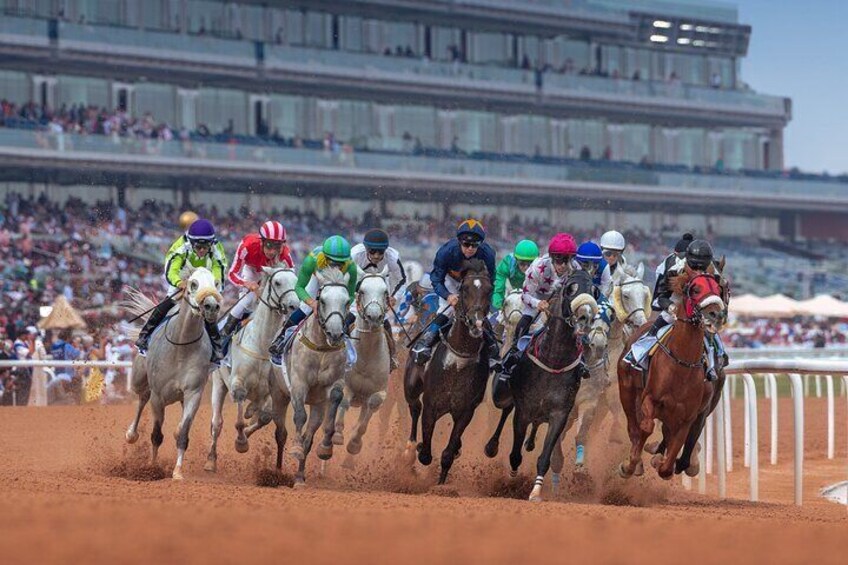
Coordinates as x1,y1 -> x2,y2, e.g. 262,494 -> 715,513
402,259 -> 492,485
498,270 -> 598,501
617,268 -> 727,480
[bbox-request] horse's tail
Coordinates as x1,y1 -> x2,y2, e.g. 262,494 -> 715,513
120,286 -> 158,341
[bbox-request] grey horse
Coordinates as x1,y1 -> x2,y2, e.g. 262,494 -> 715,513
125,267 -> 222,480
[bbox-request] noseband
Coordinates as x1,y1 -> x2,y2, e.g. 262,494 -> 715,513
355,273 -> 388,328
618,279 -> 646,325
317,282 -> 350,334
456,274 -> 490,329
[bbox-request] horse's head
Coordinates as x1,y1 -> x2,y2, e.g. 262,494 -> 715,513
613,263 -> 651,338
183,266 -> 222,323
584,313 -> 609,367
315,267 -> 351,346
680,271 -> 727,333
502,290 -> 524,327
260,266 -> 300,315
457,259 -> 492,338
559,270 -> 598,336
356,266 -> 389,328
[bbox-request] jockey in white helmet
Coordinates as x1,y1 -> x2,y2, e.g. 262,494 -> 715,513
599,230 -> 627,297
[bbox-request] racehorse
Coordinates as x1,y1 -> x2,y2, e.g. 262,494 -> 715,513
124,267 -> 222,480
270,267 -> 350,487
326,267 -> 391,457
502,270 -> 597,502
500,290 -> 525,357
617,266 -> 727,480
204,266 -> 299,473
403,259 -> 492,485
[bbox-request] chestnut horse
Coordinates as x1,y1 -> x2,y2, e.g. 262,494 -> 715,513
617,268 -> 726,480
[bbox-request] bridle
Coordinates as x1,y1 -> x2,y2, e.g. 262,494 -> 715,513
502,290 -> 524,323
316,281 -> 351,335
256,268 -> 298,314
355,272 -> 388,330
618,278 -> 647,326
456,273 -> 490,330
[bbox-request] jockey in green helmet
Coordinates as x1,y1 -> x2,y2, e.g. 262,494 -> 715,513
492,239 -> 539,310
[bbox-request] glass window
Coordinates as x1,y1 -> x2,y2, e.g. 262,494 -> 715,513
432,26 -> 460,62
304,11 -> 330,48
341,16 -> 363,52
57,75 -> 109,108
241,4 -> 265,41
614,123 -> 651,163
469,32 -> 509,65
268,94 -> 308,138
336,100 -> 372,145
187,0 -> 224,35
624,47 -> 650,80
197,88 -> 247,134
455,111 -> 497,153
0,70 -> 29,103
382,20 -> 417,56
395,105 -> 437,147
566,119 -> 605,159
134,83 -> 176,127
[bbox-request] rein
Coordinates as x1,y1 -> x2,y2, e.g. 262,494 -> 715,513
163,296 -> 206,347
257,270 -> 298,314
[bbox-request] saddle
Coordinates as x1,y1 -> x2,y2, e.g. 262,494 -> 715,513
646,324 -> 675,359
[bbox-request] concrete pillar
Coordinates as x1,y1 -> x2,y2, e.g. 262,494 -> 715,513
768,128 -> 784,171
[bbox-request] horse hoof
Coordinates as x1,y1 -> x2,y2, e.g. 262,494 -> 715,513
524,438 -> 536,452
346,437 -> 362,455
289,444 -> 305,462
234,438 -> 249,454
293,479 -> 306,490
483,440 -> 499,459
644,441 -> 662,455
316,442 -> 333,460
651,453 -> 663,470
332,431 -> 344,446
232,388 -> 247,403
618,462 -> 633,479
551,473 -> 562,493
203,459 -> 217,473
172,468 -> 184,481
125,430 -> 139,444
634,460 -> 645,477
684,461 -> 700,477
418,451 -> 433,466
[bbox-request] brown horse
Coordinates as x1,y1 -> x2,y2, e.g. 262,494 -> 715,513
617,268 -> 726,480
403,259 -> 493,485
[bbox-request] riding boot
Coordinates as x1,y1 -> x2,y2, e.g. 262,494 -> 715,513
135,297 -> 174,355
220,314 -> 243,338
269,308 -> 306,358
411,314 -> 449,366
497,314 -> 533,380
483,319 -> 502,373
383,318 -> 398,371
205,319 -> 224,365
623,315 -> 669,369
343,312 -> 356,336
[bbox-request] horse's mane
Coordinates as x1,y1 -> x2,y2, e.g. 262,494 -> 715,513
621,264 -> 639,278
669,268 -> 690,295
119,286 -> 158,340
322,266 -> 348,285
461,258 -> 488,278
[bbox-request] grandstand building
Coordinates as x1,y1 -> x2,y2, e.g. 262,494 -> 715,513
0,0 -> 845,241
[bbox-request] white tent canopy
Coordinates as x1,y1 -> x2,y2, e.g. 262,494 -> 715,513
730,293 -> 848,318
796,294 -> 848,318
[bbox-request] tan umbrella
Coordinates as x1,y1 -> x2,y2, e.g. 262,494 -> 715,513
796,294 -> 848,318
38,295 -> 87,330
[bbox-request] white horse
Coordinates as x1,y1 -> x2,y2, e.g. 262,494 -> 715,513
204,266 -> 299,473
124,267 -> 222,480
326,267 -> 391,457
500,290 -> 525,357
270,267 -> 351,487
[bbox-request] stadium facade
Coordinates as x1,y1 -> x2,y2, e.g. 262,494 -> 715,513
0,0 -> 845,240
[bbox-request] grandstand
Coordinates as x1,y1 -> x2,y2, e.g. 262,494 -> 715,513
1,0 -> 847,305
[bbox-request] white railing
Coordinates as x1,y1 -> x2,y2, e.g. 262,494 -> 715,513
0,359 -> 134,405
703,359 -> 848,506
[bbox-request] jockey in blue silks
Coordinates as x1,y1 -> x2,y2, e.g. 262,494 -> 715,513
411,219 -> 500,370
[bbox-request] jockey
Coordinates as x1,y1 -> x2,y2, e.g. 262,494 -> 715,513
599,230 -> 627,297
349,228 -> 407,369
410,219 -> 499,368
492,239 -> 539,310
624,236 -> 723,380
268,235 -> 358,358
135,218 -> 228,362
397,274 -> 439,332
497,233 -> 580,378
576,241 -> 607,289
221,220 -> 294,336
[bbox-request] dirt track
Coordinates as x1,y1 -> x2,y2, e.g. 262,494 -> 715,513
1,393 -> 846,564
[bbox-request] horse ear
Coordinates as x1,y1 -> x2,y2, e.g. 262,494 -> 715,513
261,265 -> 275,277
356,266 -> 366,279
718,255 -> 726,273
179,264 -> 197,281
315,269 -> 327,286
636,262 -> 645,280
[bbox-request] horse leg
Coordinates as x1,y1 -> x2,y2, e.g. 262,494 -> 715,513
550,436 -> 564,493
575,401 -> 600,467
349,391 -> 385,455
149,394 -> 165,465
438,410 -> 475,485
172,390 -> 203,480
403,365 -> 424,459
524,422 -> 540,452
288,387 -> 308,462
318,383 -> 344,460
658,419 -> 695,480
484,404 -> 513,458
295,402 -> 327,487
675,409 -> 707,476
204,376 -> 227,472
509,413 -> 530,477
333,385 -> 351,446
418,401 -> 438,467
271,386 -> 290,470
529,412 -> 569,502
125,387 -> 150,444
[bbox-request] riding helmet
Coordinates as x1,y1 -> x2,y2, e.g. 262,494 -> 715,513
513,239 -> 540,262
599,230 -> 626,252
685,239 -> 714,271
186,218 -> 216,244
363,228 -> 390,251
323,235 -> 352,263
259,220 -> 287,242
576,241 -> 603,264
548,233 -> 577,256
456,218 -> 486,242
